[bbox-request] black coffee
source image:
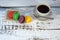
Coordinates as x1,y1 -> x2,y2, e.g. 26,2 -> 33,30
37,5 -> 49,13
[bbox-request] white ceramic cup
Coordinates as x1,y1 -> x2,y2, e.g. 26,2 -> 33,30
34,3 -> 52,20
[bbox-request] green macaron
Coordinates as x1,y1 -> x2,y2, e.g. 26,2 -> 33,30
13,11 -> 20,20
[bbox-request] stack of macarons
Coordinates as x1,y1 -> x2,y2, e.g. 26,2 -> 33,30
7,10 -> 32,23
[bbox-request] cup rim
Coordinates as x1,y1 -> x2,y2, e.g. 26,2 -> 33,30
36,3 -> 51,16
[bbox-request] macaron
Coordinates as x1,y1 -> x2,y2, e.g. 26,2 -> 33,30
13,11 -> 20,20
7,11 -> 14,19
19,15 -> 25,23
25,16 -> 32,23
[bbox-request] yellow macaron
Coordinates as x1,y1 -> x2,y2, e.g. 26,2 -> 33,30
25,16 -> 32,23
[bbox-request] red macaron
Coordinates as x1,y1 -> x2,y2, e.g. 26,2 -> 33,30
7,11 -> 14,19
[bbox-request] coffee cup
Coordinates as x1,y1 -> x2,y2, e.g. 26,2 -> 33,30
34,3 -> 52,20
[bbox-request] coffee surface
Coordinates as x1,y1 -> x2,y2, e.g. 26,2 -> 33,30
37,5 -> 49,13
